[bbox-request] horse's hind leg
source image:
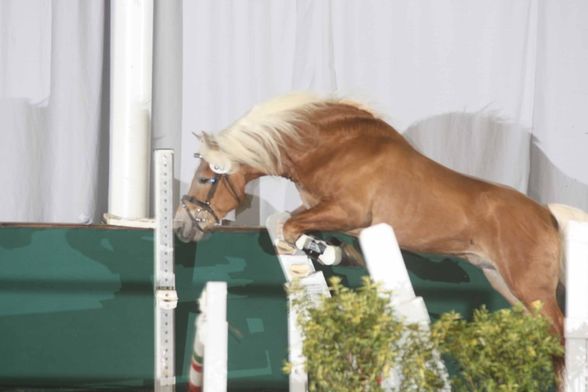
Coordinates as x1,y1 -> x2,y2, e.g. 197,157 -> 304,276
493,257 -> 563,337
482,268 -> 520,306
487,259 -> 565,390
482,267 -> 562,334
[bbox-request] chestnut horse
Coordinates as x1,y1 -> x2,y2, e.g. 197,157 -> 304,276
174,92 -> 587,339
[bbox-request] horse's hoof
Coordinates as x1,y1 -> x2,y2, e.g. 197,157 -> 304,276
318,245 -> 342,266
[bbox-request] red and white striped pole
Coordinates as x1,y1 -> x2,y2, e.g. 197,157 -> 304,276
188,315 -> 205,392
188,282 -> 227,392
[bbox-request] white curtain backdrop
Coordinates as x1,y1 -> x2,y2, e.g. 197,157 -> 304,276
0,0 -> 586,224
0,0 -> 108,223
181,0 -> 588,226
0,0 -> 183,223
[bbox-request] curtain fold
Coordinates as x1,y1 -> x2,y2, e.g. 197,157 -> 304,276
1,0 -> 586,223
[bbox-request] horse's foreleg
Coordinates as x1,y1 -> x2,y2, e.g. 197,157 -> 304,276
290,204 -> 308,215
283,202 -> 366,265
283,202 -> 364,243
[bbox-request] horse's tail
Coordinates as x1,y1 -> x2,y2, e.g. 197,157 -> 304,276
547,203 -> 588,286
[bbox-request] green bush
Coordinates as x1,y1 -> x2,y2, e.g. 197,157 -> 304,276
432,303 -> 563,391
286,276 -> 445,391
285,277 -> 563,392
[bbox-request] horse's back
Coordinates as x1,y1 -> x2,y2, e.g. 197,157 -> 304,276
298,102 -> 560,262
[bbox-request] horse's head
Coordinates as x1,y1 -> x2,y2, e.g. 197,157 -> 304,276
174,134 -> 249,242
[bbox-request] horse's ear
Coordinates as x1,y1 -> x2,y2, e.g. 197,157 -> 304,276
200,131 -> 219,150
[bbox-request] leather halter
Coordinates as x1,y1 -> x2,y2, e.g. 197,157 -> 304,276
180,172 -> 241,232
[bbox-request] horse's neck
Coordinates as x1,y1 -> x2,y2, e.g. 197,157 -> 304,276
265,103 -> 409,185
271,115 -> 412,189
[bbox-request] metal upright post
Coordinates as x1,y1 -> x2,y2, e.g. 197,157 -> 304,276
154,150 -> 178,391
108,0 -> 154,223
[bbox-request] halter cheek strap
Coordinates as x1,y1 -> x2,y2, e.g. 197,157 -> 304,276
181,195 -> 220,226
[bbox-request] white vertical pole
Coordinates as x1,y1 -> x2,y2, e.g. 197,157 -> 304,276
203,282 -> 228,392
154,150 -> 177,391
109,0 -> 154,220
565,221 -> 588,392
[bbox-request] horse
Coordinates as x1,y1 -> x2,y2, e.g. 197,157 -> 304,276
174,92 -> 588,341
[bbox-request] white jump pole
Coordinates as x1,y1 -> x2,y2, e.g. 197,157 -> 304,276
107,0 -> 154,224
565,221 -> 588,392
360,223 -> 449,391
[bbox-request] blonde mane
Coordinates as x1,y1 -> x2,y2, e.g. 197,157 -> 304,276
200,92 -> 376,175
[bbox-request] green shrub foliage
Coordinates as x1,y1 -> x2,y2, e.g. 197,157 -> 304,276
432,303 -> 563,391
287,276 -> 445,391
285,277 -> 563,392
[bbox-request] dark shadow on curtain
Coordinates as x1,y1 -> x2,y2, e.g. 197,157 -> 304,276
235,180 -> 262,226
403,111 -> 588,210
152,0 -> 184,216
95,0 -> 111,224
528,137 -> 588,210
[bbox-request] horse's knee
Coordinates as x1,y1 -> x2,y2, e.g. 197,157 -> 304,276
282,220 -> 302,244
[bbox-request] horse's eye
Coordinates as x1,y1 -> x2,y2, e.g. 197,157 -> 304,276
198,177 -> 217,185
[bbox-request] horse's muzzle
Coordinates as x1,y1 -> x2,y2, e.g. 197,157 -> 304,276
174,222 -> 205,243
173,207 -> 207,242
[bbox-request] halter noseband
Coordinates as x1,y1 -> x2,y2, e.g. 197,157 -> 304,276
180,172 -> 241,232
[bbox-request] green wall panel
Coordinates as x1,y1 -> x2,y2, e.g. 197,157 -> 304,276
0,226 -> 508,391
0,226 -> 155,390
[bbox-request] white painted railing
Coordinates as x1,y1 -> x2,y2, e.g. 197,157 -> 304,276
565,221 -> 588,392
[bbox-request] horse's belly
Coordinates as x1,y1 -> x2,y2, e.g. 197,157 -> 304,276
393,225 -> 492,266
461,252 -> 495,269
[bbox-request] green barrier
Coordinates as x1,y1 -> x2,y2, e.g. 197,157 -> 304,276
0,225 -> 508,391
0,225 -> 154,390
